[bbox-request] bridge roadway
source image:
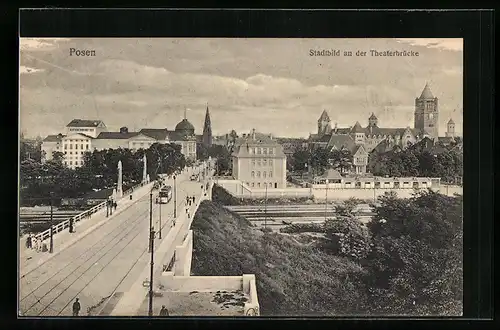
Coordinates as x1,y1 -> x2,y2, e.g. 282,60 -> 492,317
19,165 -> 212,317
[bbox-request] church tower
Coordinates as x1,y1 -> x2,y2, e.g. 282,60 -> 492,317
414,83 -> 439,139
368,112 -> 378,127
446,118 -> 455,137
317,110 -> 331,136
202,104 -> 213,148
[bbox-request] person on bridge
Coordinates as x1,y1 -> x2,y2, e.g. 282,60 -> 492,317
159,305 -> 169,317
72,298 -> 81,316
26,234 -> 32,249
69,218 -> 74,233
35,236 -> 41,252
113,202 -> 117,211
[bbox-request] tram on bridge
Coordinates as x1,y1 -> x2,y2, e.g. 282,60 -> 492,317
157,186 -> 173,204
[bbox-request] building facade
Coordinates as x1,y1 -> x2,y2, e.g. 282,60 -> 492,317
41,116 -> 199,169
308,84 -> 457,175
232,130 -> 287,189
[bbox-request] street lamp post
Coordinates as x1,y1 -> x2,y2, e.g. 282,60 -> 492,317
264,183 -> 268,229
149,191 -> 153,253
158,192 -> 162,239
324,180 -> 328,222
49,193 -> 54,253
148,226 -> 155,317
173,175 -> 177,218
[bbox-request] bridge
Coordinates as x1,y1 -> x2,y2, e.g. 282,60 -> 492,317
18,161 -> 217,317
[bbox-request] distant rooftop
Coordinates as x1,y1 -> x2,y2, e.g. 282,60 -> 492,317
66,119 -> 105,128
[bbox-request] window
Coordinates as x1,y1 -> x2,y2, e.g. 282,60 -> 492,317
269,159 -> 273,166
75,144 -> 78,150
263,171 -> 267,178
81,151 -> 84,155
263,159 -> 267,166
69,161 -> 73,165
70,151 -> 73,155
254,147 -> 257,154
274,183 -> 277,188
257,148 -> 261,155
257,183 -> 261,188
86,145 -> 89,150
251,183 -> 255,187
251,171 -> 255,178
252,159 -> 256,167
64,151 -> 67,155
257,171 -> 261,178
64,161 -> 67,165
269,182 -> 273,188
257,159 -> 261,167
64,144 -> 67,150
269,171 -> 273,178
263,148 -> 267,154
69,144 -> 73,149
81,144 -> 84,149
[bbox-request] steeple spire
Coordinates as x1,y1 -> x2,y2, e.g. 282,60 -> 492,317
419,82 -> 434,99
202,104 -> 213,148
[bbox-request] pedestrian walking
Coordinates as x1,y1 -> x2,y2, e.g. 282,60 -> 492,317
193,196 -> 195,204
69,218 -> 74,233
159,305 -> 169,317
72,298 -> 81,316
35,236 -> 41,252
25,234 -> 32,249
114,202 -> 117,211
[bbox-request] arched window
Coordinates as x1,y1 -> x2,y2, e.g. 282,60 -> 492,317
251,171 -> 255,178
257,171 -> 261,178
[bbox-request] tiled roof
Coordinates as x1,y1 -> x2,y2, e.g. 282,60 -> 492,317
438,136 -> 455,143
96,132 -> 139,139
350,121 -> 364,133
331,127 -> 351,135
140,128 -> 169,141
63,133 -> 94,139
327,134 -> 356,151
364,126 -> 407,137
66,119 -> 104,127
369,113 -> 378,120
320,169 -> 342,180
448,118 -> 455,124
232,132 -> 285,158
43,134 -> 65,142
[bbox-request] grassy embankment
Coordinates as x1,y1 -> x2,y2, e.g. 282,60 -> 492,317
191,186 -> 369,316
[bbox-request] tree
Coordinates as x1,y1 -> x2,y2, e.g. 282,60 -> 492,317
52,151 -> 65,165
309,147 -> 330,176
365,190 -> 463,315
290,149 -> 311,172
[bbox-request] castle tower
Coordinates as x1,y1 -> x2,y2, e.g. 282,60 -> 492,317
202,104 -> 213,148
445,118 -> 455,137
414,83 -> 439,139
368,112 -> 378,127
317,110 -> 331,136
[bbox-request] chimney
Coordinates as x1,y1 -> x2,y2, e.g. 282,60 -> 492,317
120,127 -> 128,133
252,129 -> 256,140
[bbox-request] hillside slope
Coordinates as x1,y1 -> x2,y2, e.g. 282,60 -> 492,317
191,201 -> 369,316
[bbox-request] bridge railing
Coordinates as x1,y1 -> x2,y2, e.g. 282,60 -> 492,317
35,181 -> 148,242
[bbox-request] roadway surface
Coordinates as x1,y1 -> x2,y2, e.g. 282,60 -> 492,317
19,167 -> 209,317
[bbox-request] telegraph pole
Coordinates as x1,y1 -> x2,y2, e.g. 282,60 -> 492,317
49,193 -> 54,253
158,194 -> 162,239
149,191 -> 153,253
264,183 -> 268,229
148,226 -> 155,316
324,180 -> 328,222
173,175 -> 177,218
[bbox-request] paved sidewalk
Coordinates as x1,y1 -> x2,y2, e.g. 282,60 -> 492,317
19,182 -> 156,276
110,174 -> 214,316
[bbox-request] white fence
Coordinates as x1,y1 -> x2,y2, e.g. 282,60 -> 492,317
35,181 -> 148,242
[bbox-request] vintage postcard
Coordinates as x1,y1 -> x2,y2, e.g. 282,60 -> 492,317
19,38 -> 463,317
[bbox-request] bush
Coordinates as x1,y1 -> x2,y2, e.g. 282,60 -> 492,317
191,201 -> 369,316
280,223 -> 323,234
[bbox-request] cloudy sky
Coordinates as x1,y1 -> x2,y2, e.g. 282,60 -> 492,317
20,38 -> 463,138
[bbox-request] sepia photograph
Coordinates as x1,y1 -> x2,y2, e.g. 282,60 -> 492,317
19,37 -> 463,317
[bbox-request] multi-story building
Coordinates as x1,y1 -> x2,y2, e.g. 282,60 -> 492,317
231,129 -> 287,189
61,133 -> 93,169
41,115 -> 198,169
307,83 -> 458,174
65,119 -> 107,138
41,133 -> 64,162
